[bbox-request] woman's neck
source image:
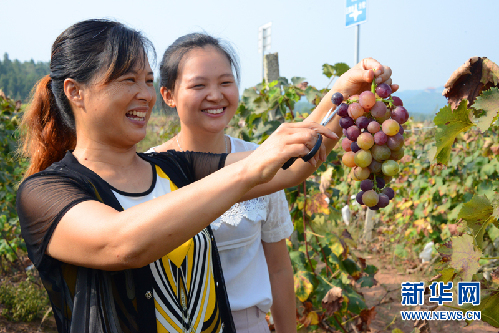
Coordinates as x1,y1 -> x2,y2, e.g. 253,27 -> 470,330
73,142 -> 153,193
177,129 -> 229,154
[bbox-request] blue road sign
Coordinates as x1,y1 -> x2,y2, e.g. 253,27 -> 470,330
346,0 -> 367,27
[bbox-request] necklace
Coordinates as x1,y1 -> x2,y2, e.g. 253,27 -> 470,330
176,133 -> 229,153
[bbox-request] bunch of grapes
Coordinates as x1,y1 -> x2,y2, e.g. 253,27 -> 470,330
334,82 -> 409,210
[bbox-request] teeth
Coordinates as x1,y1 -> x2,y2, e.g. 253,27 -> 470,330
127,110 -> 147,118
203,108 -> 224,114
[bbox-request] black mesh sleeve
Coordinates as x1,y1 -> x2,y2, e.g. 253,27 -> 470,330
169,151 -> 227,182
16,172 -> 96,268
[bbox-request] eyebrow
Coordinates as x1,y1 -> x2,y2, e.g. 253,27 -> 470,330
187,73 -> 234,82
125,70 -> 154,76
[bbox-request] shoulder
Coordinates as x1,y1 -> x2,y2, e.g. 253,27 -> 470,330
228,135 -> 259,153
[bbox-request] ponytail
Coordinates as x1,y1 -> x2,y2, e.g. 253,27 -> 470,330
20,75 -> 76,178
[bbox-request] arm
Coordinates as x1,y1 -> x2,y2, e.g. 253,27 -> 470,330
263,240 -> 297,333
227,58 -> 398,200
20,128 -> 326,271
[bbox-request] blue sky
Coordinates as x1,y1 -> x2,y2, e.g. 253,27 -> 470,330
1,0 -> 497,93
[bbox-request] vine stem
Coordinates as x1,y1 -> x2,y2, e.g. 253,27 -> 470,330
306,221 -> 334,277
371,69 -> 377,94
333,314 -> 348,333
302,181 -> 316,278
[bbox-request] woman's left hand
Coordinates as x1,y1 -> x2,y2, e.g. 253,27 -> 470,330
334,58 -> 399,98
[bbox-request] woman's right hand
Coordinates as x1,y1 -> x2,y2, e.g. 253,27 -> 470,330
243,122 -> 338,184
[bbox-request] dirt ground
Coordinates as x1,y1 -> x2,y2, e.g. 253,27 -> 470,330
358,254 -> 497,333
1,254 -> 497,333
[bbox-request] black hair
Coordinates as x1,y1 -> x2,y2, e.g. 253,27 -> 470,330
20,19 -> 155,177
159,33 -> 240,93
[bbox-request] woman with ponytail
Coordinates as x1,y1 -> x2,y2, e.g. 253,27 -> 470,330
17,19 -> 394,333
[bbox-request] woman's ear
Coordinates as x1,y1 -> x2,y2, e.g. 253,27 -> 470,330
160,87 -> 176,108
64,78 -> 84,108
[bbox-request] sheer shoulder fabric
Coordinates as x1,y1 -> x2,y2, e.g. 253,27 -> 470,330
17,170 -> 96,268
162,150 -> 228,182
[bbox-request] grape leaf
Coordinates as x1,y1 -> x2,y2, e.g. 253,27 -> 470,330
294,270 -> 314,302
473,87 -> 499,132
493,194 -> 499,224
458,195 -> 494,248
482,58 -> 499,86
464,292 -> 499,328
450,234 -> 482,281
439,268 -> 456,283
429,100 -> 474,164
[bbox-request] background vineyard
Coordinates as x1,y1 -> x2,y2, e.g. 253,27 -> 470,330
0,57 -> 498,332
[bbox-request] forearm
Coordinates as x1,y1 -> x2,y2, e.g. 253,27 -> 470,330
269,263 -> 297,333
49,160 -> 258,270
239,91 -> 342,200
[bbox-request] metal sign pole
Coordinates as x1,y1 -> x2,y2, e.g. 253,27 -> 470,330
355,24 -> 360,64
346,0 -> 367,66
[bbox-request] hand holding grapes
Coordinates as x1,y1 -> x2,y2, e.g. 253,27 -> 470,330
334,58 -> 399,99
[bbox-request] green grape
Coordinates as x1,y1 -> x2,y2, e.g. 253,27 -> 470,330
362,190 -> 379,207
354,150 -> 373,168
371,144 -> 391,162
382,160 -> 400,176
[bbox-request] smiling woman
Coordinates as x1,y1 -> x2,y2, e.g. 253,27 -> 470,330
16,18 -> 347,333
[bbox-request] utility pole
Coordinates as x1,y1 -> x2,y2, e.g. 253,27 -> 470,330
258,22 -> 272,82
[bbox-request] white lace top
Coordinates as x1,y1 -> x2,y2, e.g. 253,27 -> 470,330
212,136 -> 293,313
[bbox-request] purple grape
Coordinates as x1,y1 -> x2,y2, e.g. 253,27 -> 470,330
382,187 -> 395,200
368,160 -> 382,173
375,83 -> 392,99
360,179 -> 373,191
351,141 -> 361,153
375,176 -> 385,189
345,126 -> 361,141
370,101 -> 388,118
356,191 -> 364,205
369,205 -> 380,211
387,133 -> 404,151
391,106 -> 409,124
342,128 -> 347,136
340,117 -> 354,129
356,116 -> 371,129
374,131 -> 388,145
337,103 -> 349,117
378,194 -> 390,208
331,92 -> 344,105
392,96 -> 403,106
399,126 -> 405,135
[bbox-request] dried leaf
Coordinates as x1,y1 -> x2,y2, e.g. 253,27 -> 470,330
322,286 -> 344,316
319,167 -> 333,194
306,193 -> 330,215
356,306 -> 376,332
443,57 -> 499,109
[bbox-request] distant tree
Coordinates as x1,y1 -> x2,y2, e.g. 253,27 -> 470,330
0,53 -> 50,102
